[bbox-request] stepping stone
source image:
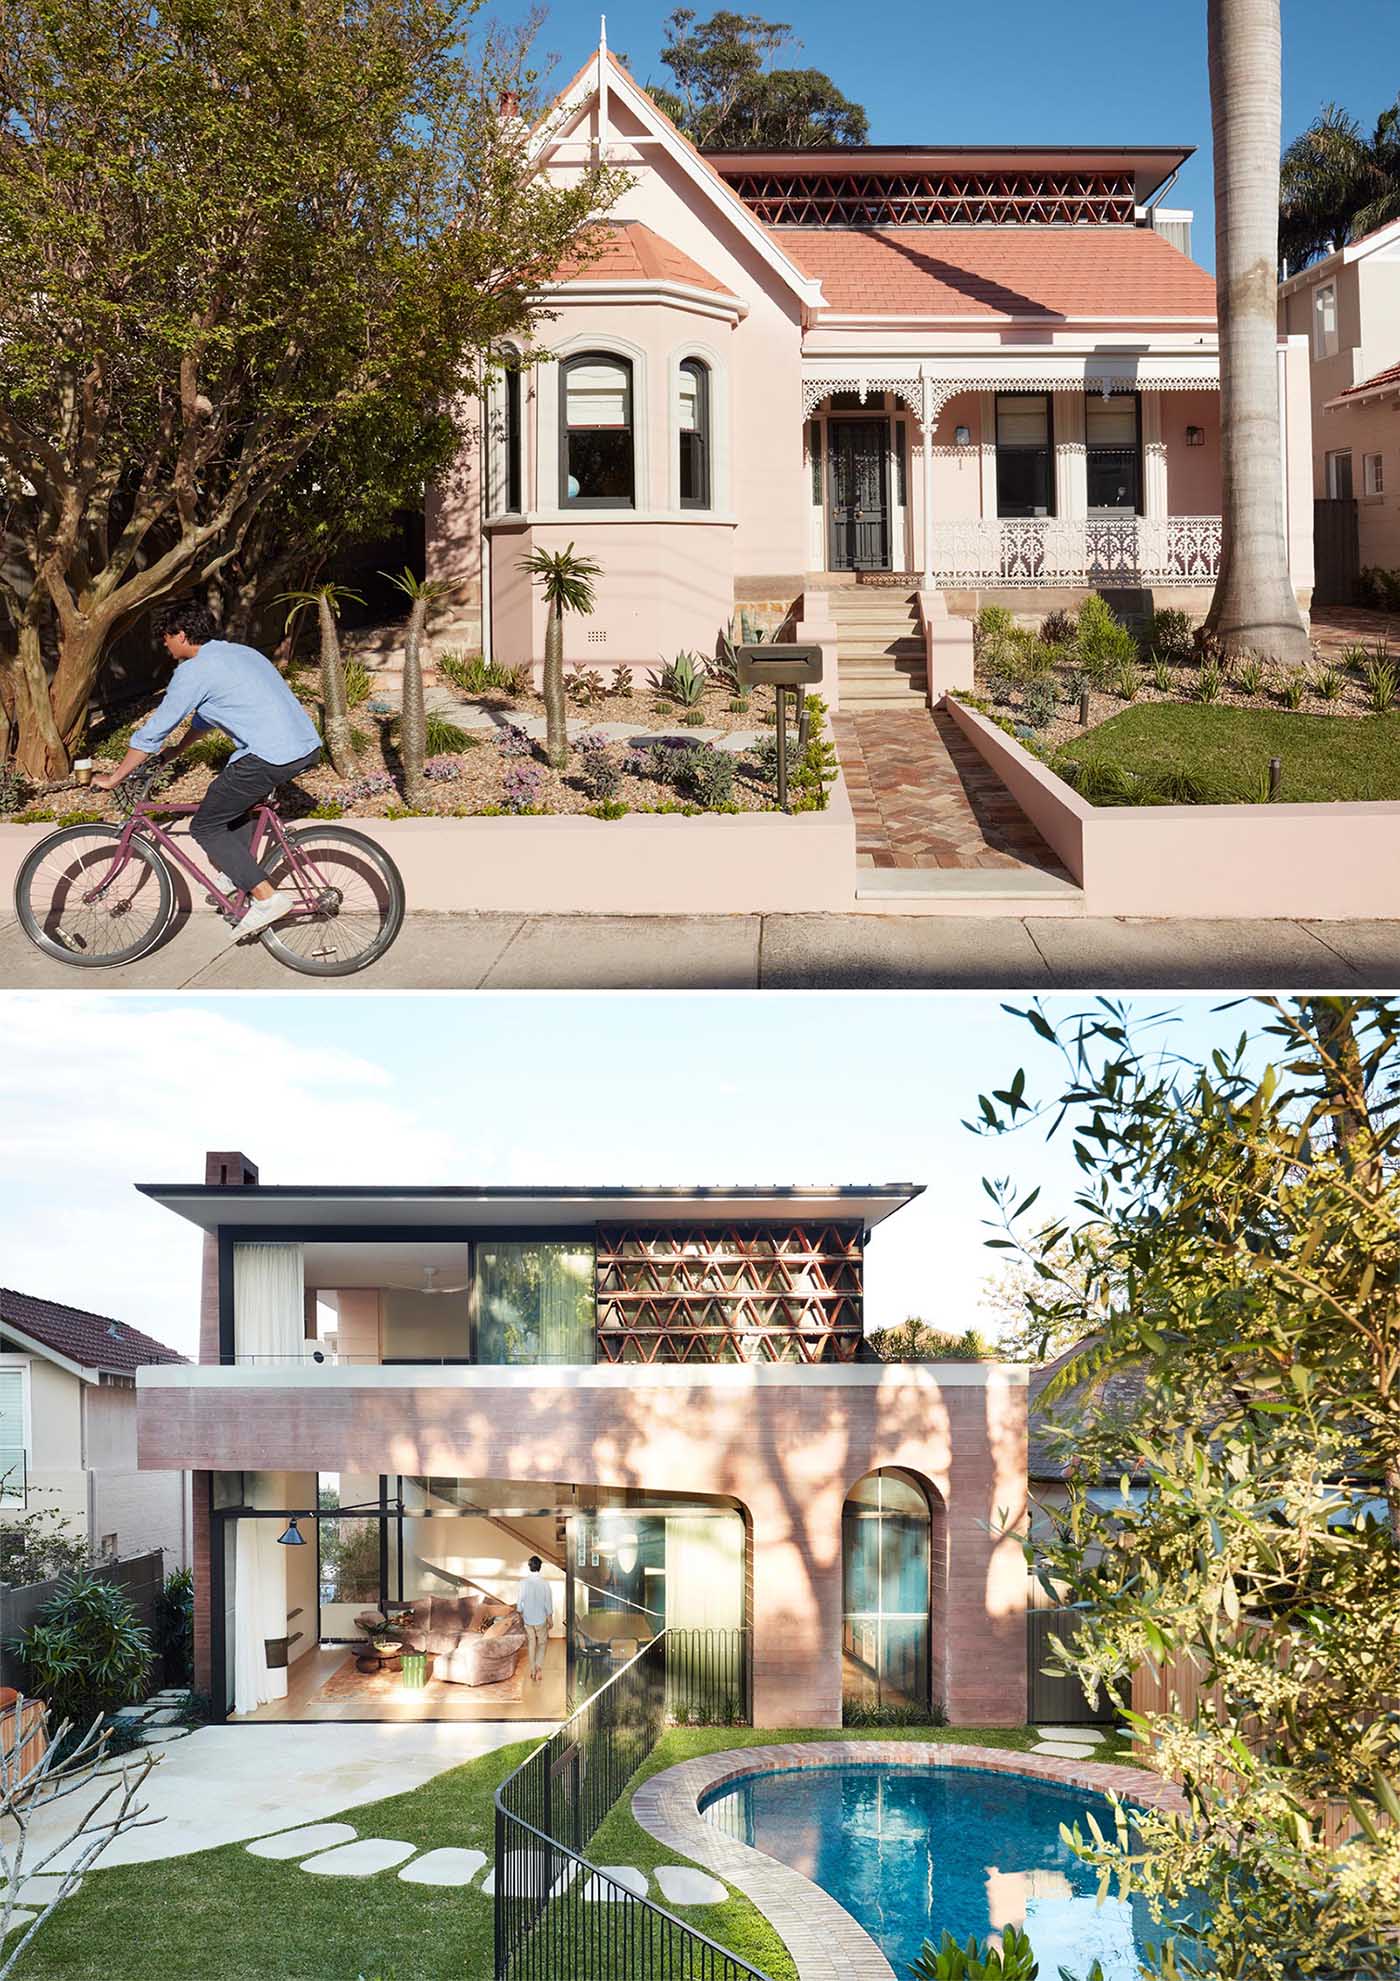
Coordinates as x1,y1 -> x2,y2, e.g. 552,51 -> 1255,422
583,1865 -> 649,1902
111,1705 -> 151,1724
1,1912 -> 36,1939
15,1878 -> 80,1907
143,1707 -> 182,1726
1031,1741 -> 1103,1759
136,1726 -> 190,1745
247,1823 -> 358,1861
398,1848 -> 487,1887
1035,1726 -> 1106,1744
654,1865 -> 727,1906
151,1689 -> 189,1704
302,1838 -> 416,1877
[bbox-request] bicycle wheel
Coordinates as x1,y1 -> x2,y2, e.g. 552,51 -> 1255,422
13,824 -> 176,967
257,823 -> 405,977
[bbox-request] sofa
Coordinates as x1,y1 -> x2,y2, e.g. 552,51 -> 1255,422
355,1590 -> 528,1688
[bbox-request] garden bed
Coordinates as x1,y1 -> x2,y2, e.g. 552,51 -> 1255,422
1053,703 -> 1400,805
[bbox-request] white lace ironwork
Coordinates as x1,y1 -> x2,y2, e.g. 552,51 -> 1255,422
927,515 -> 1222,587
802,370 -> 1220,428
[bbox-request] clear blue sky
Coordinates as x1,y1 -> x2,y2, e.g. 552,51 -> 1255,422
531,0 -> 1399,269
0,990 -> 1273,1357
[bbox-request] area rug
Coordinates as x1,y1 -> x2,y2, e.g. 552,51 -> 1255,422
316,1646 -> 527,1707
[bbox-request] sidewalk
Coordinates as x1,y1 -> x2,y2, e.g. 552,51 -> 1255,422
2,907 -> 1396,989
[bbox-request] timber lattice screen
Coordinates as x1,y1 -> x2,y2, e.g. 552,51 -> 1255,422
595,1223 -> 863,1363
719,170 -> 1138,228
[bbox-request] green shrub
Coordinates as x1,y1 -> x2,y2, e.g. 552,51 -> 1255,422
1235,656 -> 1266,697
587,799 -> 630,820
155,1567 -> 194,1687
181,728 -> 235,770
58,808 -> 105,826
1021,681 -> 1056,729
1141,606 -> 1194,662
791,696 -> 839,811
1112,658 -> 1140,702
974,604 -> 1014,648
910,1925 -> 1041,1981
1196,659 -> 1226,704
1014,639 -> 1060,682
1278,667 -> 1307,710
94,719 -> 138,761
1311,662 -> 1345,702
436,649 -> 490,695
652,651 -> 708,708
982,666 -> 1019,706
841,1698 -> 946,1728
0,763 -> 31,812
565,663 -> 607,706
1074,592 -> 1137,675
1147,654 -> 1173,695
609,666 -> 633,698
424,713 -> 471,755
307,800 -> 345,819
1366,658 -> 1399,714
342,659 -> 373,708
9,1568 -> 152,1730
672,743 -> 736,807
1359,565 -> 1400,611
15,806 -> 57,823
1038,607 -> 1076,646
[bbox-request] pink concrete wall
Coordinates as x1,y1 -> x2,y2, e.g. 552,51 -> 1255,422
140,1366 -> 1029,1728
1165,391 -> 1222,513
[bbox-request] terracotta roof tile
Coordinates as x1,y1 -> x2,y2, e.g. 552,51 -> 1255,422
0,1287 -> 185,1374
774,225 -> 1217,319
1337,359 -> 1400,399
552,219 -> 734,297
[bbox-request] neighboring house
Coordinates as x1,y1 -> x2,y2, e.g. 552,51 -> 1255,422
1278,217 -> 1400,577
427,32 -> 1314,702
133,1151 -> 1031,1729
0,1287 -> 191,1570
1025,1345 -> 1149,1593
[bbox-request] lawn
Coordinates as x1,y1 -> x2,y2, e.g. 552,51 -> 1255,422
11,1723 -> 1083,1981
1053,703 -> 1400,803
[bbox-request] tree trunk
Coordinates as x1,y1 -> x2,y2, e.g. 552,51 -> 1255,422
318,594 -> 357,780
543,599 -> 567,768
13,619 -> 71,781
400,597 -> 427,806
1204,0 -> 1311,664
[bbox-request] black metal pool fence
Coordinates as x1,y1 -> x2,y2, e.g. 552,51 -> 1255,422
493,1630 -> 769,1980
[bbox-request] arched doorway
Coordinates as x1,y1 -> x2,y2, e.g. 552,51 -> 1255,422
842,1468 -> 934,1716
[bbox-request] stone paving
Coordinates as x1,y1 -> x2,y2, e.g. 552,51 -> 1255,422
632,1740 -> 1186,1981
831,707 -> 1072,879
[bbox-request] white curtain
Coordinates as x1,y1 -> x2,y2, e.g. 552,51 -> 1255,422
233,1244 -> 304,1364
234,1519 -> 289,1714
664,1515 -> 743,1631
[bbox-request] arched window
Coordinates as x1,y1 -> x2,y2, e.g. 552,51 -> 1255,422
842,1469 -> 931,1714
678,358 -> 711,508
560,352 -> 634,507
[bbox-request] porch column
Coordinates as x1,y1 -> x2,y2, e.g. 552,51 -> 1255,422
1142,392 -> 1169,518
920,372 -> 936,588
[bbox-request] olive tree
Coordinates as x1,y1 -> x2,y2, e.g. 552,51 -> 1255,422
0,0 -> 619,776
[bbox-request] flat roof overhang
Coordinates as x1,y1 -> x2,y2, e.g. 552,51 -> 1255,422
135,1182 -> 924,1238
704,145 -> 1194,206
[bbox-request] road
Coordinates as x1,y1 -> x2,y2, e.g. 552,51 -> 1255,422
2,910 -> 1399,989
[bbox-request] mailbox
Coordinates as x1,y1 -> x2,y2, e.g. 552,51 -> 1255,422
733,643 -> 823,690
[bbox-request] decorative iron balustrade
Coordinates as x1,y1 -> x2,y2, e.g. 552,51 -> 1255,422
928,515 -> 1222,588
595,1223 -> 864,1365
720,169 -> 1137,228
494,1631 -> 769,1981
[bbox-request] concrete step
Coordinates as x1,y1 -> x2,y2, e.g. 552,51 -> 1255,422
838,640 -> 925,660
840,684 -> 929,707
857,866 -> 1082,901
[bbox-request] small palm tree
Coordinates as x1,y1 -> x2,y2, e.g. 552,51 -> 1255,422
1280,97 -> 1400,271
278,582 -> 364,780
520,543 -> 602,768
383,568 -> 451,806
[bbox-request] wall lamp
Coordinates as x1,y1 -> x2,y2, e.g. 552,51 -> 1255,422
1185,425 -> 1206,447
954,424 -> 972,447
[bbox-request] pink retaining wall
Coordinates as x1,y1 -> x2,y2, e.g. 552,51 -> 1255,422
0,770 -> 856,919
947,695 -> 1400,918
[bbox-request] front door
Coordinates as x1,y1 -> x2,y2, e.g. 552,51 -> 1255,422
827,418 -> 890,571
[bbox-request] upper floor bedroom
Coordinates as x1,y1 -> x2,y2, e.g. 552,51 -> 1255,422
137,1165 -> 923,1373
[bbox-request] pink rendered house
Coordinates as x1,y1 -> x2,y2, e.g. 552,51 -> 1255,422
427,32 -> 1314,709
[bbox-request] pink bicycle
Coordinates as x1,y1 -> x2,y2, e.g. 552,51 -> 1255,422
14,771 -> 404,976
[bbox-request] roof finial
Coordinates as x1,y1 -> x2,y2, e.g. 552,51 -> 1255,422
599,13 -> 607,55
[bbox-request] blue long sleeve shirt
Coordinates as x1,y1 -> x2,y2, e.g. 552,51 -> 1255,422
131,641 -> 320,766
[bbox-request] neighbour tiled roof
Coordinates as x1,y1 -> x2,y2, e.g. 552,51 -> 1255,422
0,1287 -> 185,1374
552,219 -> 734,296
1027,1341 -> 1148,1480
774,225 -> 1217,319
1335,359 -> 1400,400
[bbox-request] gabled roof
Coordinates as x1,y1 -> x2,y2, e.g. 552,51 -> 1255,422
0,1286 -> 185,1379
552,220 -> 736,299
1327,358 -> 1400,409
775,225 -> 1216,321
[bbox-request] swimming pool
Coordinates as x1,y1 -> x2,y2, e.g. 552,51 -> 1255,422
700,1763 -> 1161,1981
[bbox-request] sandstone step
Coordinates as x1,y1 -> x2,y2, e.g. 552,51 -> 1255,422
838,640 -> 925,660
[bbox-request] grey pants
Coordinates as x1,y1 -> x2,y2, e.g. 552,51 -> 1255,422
525,1622 -> 549,1676
190,748 -> 320,892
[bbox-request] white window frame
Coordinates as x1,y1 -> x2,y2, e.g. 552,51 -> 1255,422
1325,448 -> 1354,499
483,347 -> 525,519
1312,283 -> 1339,359
0,1356 -> 32,1507
536,331 -> 650,523
1364,451 -> 1385,498
668,341 -> 729,515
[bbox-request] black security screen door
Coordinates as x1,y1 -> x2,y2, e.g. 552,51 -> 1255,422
827,419 -> 890,570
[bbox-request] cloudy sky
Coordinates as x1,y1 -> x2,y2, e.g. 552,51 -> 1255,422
0,990 -> 1265,1357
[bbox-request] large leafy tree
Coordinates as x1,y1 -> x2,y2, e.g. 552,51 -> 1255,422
650,9 -> 868,150
1203,0 -> 1310,665
0,0 -> 618,778
1280,96 -> 1400,272
975,997 -> 1400,1978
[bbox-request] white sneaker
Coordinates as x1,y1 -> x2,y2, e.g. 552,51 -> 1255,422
235,892 -> 295,940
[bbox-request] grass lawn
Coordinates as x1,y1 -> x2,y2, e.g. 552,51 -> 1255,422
1054,703 -> 1400,803
14,1722 -> 1129,1981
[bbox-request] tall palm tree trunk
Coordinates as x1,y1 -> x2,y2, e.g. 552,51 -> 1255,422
1204,0 -> 1311,665
543,598 -> 566,769
401,597 -> 428,806
318,594 -> 356,780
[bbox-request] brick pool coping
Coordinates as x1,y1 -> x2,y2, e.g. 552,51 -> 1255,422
631,1740 -> 1186,1981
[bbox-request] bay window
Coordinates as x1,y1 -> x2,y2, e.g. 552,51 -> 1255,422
561,353 -> 634,507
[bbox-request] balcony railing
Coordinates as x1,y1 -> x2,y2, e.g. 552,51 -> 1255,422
929,514 -> 1222,587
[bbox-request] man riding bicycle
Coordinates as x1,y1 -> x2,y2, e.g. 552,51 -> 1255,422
94,602 -> 321,937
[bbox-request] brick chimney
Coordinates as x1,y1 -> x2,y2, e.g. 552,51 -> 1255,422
199,1150 -> 258,1361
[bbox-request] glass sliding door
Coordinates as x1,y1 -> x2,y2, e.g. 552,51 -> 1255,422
842,1470 -> 931,1713
475,1241 -> 595,1365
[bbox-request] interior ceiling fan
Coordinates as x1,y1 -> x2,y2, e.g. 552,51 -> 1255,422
418,1264 -> 470,1296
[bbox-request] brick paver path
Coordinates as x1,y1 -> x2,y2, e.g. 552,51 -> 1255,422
832,707 -> 1071,877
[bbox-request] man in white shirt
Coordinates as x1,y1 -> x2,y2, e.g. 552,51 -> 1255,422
517,1556 -> 553,1682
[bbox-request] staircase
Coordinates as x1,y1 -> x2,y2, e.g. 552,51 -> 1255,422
829,587 -> 928,710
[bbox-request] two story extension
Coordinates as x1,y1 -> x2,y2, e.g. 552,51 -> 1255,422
134,1154 -> 1029,1730
429,33 -> 1314,699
